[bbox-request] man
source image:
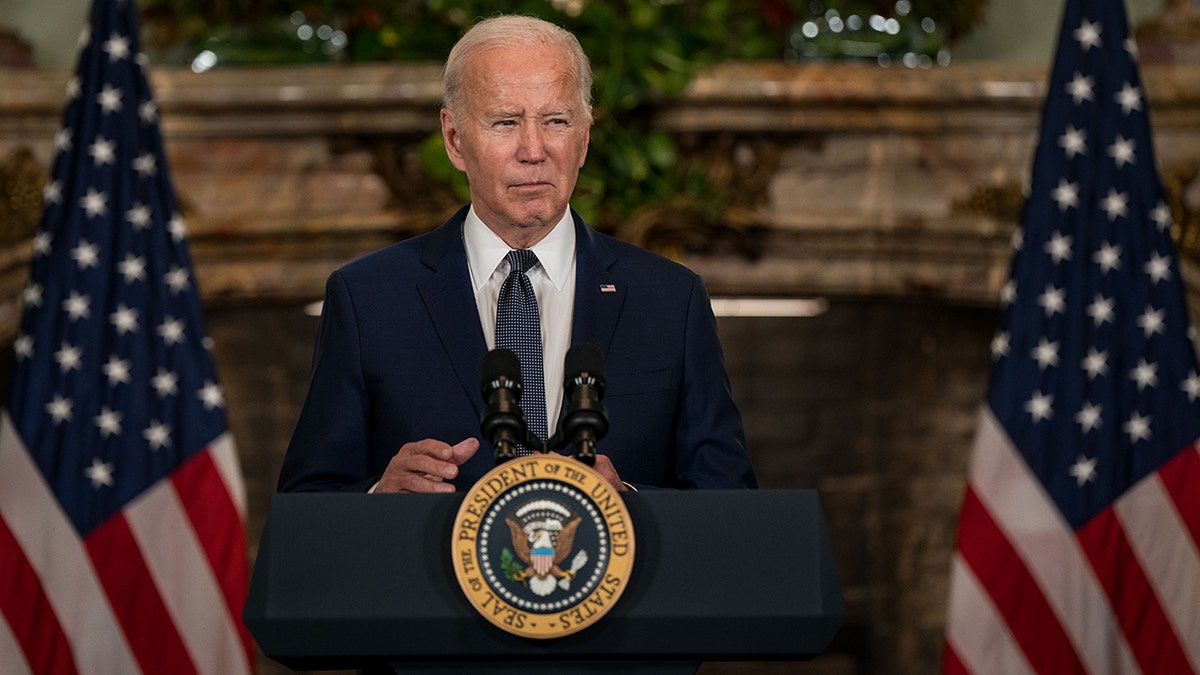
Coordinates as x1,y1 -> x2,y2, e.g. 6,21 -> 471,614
278,15 -> 756,495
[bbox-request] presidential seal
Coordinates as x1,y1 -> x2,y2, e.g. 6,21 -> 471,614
452,454 -> 635,639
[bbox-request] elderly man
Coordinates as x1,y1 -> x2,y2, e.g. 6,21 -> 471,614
278,15 -> 756,495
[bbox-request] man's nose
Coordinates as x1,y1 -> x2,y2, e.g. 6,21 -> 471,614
516,124 -> 547,162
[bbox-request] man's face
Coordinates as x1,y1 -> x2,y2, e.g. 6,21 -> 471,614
441,43 -> 590,241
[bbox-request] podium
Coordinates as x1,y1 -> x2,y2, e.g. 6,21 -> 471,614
244,490 -> 845,670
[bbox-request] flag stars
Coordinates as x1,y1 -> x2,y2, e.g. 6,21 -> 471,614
45,395 -> 73,424
102,356 -> 132,386
1073,18 -> 1102,51
62,291 -> 91,321
1051,179 -> 1080,211
1182,371 -> 1200,402
143,421 -> 172,451
1058,127 -> 1087,159
139,100 -> 158,124
54,128 -> 72,153
1044,232 -> 1073,263
94,407 -> 123,438
1031,337 -> 1060,370
110,305 -> 140,335
1107,135 -> 1136,168
65,75 -> 81,100
1069,455 -> 1098,486
22,283 -> 43,308
1101,188 -> 1129,221
71,240 -> 100,269
126,203 -> 152,230
89,136 -> 116,166
1144,252 -> 1171,284
118,254 -> 146,283
1150,202 -> 1172,231
1125,37 -> 1139,60
1075,404 -> 1103,434
1038,284 -> 1066,317
1025,391 -> 1054,422
198,381 -> 225,411
133,152 -> 157,178
13,334 -> 33,361
1066,71 -> 1094,104
33,232 -> 52,257
84,458 -> 114,489
1123,412 -> 1152,443
1000,280 -> 1017,307
1081,347 -> 1109,380
97,84 -> 123,114
43,180 -> 63,205
157,317 -> 186,346
165,266 -> 190,294
1115,82 -> 1142,115
80,189 -> 108,219
1093,242 -> 1121,274
1137,306 -> 1165,338
152,368 -> 179,398
1087,294 -> 1115,327
991,331 -> 1010,359
54,343 -> 82,373
102,32 -> 130,62
1130,359 -> 1159,391
168,214 -> 187,242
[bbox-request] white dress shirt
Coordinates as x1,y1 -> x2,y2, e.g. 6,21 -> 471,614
463,205 -> 576,437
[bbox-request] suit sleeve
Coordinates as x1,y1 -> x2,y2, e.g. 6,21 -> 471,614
671,275 -> 758,489
277,271 -> 378,492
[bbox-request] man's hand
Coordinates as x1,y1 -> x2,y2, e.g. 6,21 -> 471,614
590,454 -> 627,492
376,438 -> 479,493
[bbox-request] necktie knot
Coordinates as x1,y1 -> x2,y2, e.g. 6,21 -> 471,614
506,249 -> 538,276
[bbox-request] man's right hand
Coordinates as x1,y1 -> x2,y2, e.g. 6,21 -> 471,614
375,438 -> 479,493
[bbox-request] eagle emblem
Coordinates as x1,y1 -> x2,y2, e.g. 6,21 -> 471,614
504,499 -> 590,597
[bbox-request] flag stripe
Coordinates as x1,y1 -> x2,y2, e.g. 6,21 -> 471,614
0,515 -> 77,675
209,433 -> 247,518
942,642 -> 969,675
1113,466 -> 1200,670
969,409 -> 1139,675
944,554 -> 1035,675
171,446 -> 256,668
126,469 -> 253,675
1078,509 -> 1192,674
956,488 -> 1084,673
0,413 -> 141,675
86,515 -> 198,675
1158,442 -> 1200,548
0,610 -> 37,675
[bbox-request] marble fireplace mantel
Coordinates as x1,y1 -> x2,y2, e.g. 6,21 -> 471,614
2,61 -> 1198,339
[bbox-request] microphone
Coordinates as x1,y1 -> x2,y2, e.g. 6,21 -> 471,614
480,348 -> 527,465
560,344 -> 608,466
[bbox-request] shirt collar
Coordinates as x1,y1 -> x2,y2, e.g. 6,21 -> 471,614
463,205 -> 575,292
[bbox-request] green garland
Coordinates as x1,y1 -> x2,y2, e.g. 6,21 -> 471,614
139,0 -> 987,231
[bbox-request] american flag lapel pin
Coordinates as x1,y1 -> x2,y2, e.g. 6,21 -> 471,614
599,283 -> 617,293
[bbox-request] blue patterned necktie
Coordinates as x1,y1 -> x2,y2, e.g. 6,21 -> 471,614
496,249 -> 546,452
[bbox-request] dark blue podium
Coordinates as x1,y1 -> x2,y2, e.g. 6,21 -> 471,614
244,490 -> 844,670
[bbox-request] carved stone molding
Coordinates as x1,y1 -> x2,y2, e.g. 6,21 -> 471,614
2,61 -> 1200,337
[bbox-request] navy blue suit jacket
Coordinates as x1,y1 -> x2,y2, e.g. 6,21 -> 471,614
278,207 -> 756,491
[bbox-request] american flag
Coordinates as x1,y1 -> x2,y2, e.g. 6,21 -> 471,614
943,0 -> 1200,672
0,0 -> 254,673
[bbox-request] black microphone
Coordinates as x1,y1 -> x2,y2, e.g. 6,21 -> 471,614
480,348 -> 527,465
561,344 -> 608,466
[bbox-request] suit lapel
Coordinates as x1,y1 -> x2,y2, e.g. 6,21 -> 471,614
418,208 -> 488,417
571,213 -> 625,354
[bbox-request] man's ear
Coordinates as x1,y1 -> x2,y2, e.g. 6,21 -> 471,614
440,108 -> 468,172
